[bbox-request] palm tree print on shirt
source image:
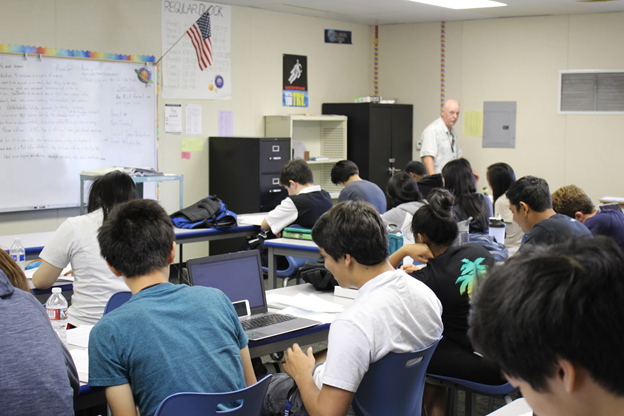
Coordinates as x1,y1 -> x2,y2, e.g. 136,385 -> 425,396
456,257 -> 488,298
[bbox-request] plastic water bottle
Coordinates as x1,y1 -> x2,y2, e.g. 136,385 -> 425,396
9,238 -> 25,271
46,288 -> 69,345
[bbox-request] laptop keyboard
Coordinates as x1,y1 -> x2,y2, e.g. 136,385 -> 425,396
241,314 -> 296,331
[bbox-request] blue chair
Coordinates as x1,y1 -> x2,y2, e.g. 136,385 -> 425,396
353,339 -> 440,416
154,374 -> 272,416
103,291 -> 132,315
261,256 -> 309,287
426,374 -> 516,416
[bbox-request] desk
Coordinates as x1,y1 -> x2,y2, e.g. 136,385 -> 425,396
264,238 -> 320,289
250,283 -> 353,358
1,225 -> 259,261
69,283 -> 352,409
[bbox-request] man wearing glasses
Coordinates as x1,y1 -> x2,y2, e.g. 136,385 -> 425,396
419,99 -> 462,176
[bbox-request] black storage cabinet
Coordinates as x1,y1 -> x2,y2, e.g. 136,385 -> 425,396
209,137 -> 291,214
322,103 -> 413,190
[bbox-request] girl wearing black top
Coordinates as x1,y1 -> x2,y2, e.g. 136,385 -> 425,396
442,158 -> 493,233
389,189 -> 504,416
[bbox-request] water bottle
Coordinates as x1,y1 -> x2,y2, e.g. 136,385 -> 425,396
9,238 -> 25,271
46,288 -> 69,345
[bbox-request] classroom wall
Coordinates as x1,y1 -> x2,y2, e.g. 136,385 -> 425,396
0,0 -> 372,259
379,12 -> 624,204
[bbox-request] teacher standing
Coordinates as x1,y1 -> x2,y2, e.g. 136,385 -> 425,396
419,99 -> 462,176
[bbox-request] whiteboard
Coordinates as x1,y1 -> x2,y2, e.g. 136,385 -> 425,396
0,54 -> 157,212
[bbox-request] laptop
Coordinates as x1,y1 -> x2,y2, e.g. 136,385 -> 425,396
186,250 -> 320,340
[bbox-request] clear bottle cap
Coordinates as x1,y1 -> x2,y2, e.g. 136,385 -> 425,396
52,287 -> 62,294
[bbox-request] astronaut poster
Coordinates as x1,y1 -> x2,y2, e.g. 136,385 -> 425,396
283,54 -> 308,107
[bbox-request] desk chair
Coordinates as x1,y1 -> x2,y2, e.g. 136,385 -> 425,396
261,256 -> 308,287
103,291 -> 132,315
352,339 -> 440,416
599,202 -> 623,213
425,374 -> 516,416
154,374 -> 272,416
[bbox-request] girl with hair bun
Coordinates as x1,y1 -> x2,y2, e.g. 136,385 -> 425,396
389,189 -> 503,416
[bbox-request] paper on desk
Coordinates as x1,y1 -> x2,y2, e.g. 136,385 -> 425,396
67,325 -> 93,348
237,213 -> 267,226
281,306 -> 336,324
267,293 -> 344,313
69,349 -> 89,383
25,264 -> 74,281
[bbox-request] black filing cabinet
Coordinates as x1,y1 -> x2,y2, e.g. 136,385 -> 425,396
209,137 -> 291,214
322,103 -> 413,190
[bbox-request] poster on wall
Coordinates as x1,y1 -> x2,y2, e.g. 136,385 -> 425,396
161,0 -> 231,100
283,54 -> 308,107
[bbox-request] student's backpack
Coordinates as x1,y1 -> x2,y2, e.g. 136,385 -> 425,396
298,256 -> 338,291
170,196 -> 237,229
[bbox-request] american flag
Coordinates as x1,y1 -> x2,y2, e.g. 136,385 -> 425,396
186,12 -> 212,70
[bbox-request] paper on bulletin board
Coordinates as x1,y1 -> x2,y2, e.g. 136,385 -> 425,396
185,104 -> 202,135
165,104 -> 182,134
181,138 -> 204,152
161,0 -> 232,100
464,111 -> 483,137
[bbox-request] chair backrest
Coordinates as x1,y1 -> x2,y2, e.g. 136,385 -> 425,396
103,291 -> 132,315
154,374 -> 272,416
600,202 -> 623,213
353,339 -> 440,416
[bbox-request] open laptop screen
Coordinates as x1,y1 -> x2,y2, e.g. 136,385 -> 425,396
187,251 -> 266,314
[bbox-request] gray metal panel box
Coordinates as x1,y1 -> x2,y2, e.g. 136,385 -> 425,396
483,102 -> 516,148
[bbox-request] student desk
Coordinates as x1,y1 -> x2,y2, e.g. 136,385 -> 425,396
0,225 -> 259,261
71,283 -> 353,409
264,238 -> 320,289
486,398 -> 532,416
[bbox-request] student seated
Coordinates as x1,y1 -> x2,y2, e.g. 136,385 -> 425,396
261,159 -> 333,235
389,189 -> 503,416
260,159 -> 333,267
381,172 -> 425,228
88,199 -> 256,416
331,160 -> 386,213
405,160 -> 428,182
33,170 -> 139,326
442,159 -> 492,233
469,237 -> 624,416
263,201 -> 443,416
486,162 -> 523,247
551,184 -> 624,252
505,176 -> 592,248
0,251 -> 79,415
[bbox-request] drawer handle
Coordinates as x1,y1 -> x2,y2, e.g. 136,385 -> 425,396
269,156 -> 282,161
269,189 -> 282,193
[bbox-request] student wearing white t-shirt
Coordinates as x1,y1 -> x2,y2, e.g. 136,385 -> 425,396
262,201 -> 443,416
32,171 -> 139,326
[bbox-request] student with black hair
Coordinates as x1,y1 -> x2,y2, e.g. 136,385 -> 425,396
506,176 -> 591,248
442,158 -> 492,233
331,160 -> 386,213
381,172 -> 425,227
263,201 -> 442,416
486,162 -> 522,246
261,159 -> 333,235
469,237 -> 624,416
33,170 -> 139,326
89,199 -> 256,416
404,160 -> 428,182
389,189 -> 502,416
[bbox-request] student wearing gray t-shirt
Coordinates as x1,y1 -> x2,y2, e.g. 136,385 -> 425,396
331,160 -> 387,214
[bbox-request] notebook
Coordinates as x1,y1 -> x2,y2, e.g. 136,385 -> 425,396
186,250 -> 320,340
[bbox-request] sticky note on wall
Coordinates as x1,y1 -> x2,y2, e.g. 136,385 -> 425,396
181,138 -> 204,152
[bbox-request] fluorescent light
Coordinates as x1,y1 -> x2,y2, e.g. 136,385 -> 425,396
408,0 -> 507,9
